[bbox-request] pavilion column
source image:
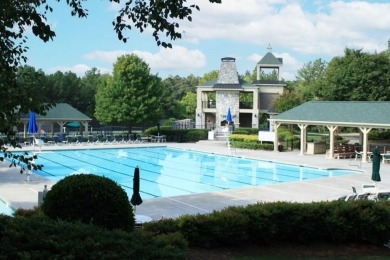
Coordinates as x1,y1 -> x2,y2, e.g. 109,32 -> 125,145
83,122 -> 89,135
273,122 -> 281,152
23,123 -> 27,138
326,125 -> 338,159
359,127 -> 372,163
298,124 -> 308,155
58,121 -> 66,133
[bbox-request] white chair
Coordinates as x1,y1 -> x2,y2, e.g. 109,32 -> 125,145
34,138 -> 45,151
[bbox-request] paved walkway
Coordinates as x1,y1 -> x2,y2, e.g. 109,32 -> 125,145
1,141 -> 389,221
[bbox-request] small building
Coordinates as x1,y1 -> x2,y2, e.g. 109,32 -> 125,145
195,48 -> 286,131
18,103 -> 92,137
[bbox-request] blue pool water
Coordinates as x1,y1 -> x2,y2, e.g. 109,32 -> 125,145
19,147 -> 359,200
0,199 -> 14,216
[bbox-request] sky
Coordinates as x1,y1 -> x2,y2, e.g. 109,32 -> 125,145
25,0 -> 390,81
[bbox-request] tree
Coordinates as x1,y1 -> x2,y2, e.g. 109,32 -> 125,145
79,68 -> 101,118
295,58 -> 327,101
178,92 -> 197,120
199,70 -> 219,85
319,49 -> 390,101
273,91 -> 303,113
1,0 -> 221,134
95,54 -> 165,129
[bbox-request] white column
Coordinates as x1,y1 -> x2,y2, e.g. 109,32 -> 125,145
273,122 -> 280,152
298,124 -> 308,155
326,126 -> 338,159
359,127 -> 372,163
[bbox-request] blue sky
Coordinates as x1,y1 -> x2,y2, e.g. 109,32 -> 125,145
25,0 -> 390,80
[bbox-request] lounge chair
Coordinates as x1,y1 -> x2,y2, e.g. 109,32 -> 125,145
105,135 -> 112,143
34,138 -> 45,151
66,136 -> 74,145
76,135 -> 83,144
87,135 -> 94,143
53,135 -> 60,145
96,134 -> 104,143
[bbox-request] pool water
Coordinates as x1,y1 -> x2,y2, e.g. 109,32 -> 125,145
23,147 -> 359,200
0,199 -> 14,216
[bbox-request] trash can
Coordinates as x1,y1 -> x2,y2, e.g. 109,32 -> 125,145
278,144 -> 284,152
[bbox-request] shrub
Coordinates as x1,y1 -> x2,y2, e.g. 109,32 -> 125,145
42,174 -> 134,231
0,215 -> 188,259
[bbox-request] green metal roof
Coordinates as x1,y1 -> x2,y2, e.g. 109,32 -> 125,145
20,103 -> 91,121
272,101 -> 390,128
257,52 -> 283,65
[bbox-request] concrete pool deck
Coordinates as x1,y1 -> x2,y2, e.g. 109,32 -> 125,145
1,141 -> 389,221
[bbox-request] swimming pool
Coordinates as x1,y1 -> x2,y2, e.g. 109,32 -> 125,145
0,198 -> 14,216
23,147 -> 359,200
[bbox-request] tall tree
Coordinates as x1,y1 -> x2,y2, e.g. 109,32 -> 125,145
199,70 -> 219,84
79,68 -> 101,118
319,49 -> 390,101
95,54 -> 165,129
0,0 -> 221,135
295,58 -> 327,101
178,92 -> 197,120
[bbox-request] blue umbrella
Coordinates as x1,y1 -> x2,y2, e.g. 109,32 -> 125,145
27,112 -> 38,134
226,108 -> 232,123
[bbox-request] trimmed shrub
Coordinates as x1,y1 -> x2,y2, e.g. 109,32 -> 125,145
42,174 -> 134,231
0,215 -> 188,259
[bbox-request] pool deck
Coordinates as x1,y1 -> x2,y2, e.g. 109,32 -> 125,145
1,141 -> 389,221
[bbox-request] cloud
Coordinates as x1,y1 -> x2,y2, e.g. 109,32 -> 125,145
183,0 -> 390,56
83,45 -> 206,75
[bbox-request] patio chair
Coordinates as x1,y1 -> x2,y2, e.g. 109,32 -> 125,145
96,134 -> 104,143
76,135 -> 83,144
112,135 -> 120,143
34,138 -> 45,151
87,135 -> 94,143
53,135 -> 60,145
66,136 -> 74,145
105,135 -> 112,143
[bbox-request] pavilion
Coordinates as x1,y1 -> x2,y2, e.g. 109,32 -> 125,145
270,101 -> 390,162
19,103 -> 92,138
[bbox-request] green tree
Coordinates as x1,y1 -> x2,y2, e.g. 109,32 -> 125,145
0,0 -> 221,136
79,68 -> 101,118
199,70 -> 219,84
95,54 -> 164,129
273,91 -> 303,113
295,58 -> 327,101
46,71 -> 81,108
319,48 -> 390,101
178,92 -> 197,120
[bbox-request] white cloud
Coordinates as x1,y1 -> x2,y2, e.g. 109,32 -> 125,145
83,45 -> 206,75
183,0 -> 390,56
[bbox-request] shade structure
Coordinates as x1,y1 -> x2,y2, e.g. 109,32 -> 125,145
65,121 -> 81,128
226,108 -> 232,123
371,147 -> 381,183
27,112 -> 38,134
130,166 -> 143,207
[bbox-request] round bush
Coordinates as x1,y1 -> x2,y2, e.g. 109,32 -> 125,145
42,174 -> 134,231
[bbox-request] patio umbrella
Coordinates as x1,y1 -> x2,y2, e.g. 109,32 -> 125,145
27,112 -> 38,136
226,108 -> 232,123
130,166 -> 143,212
371,146 -> 381,185
65,121 -> 81,128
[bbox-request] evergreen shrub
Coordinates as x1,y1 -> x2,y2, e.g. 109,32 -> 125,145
42,174 -> 134,231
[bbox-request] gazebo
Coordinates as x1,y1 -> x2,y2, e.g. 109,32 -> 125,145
19,103 -> 92,138
270,101 -> 390,163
